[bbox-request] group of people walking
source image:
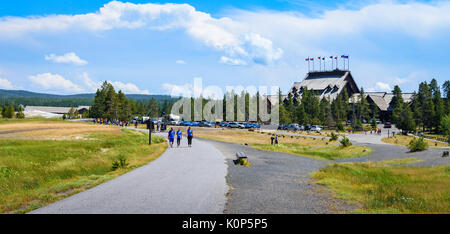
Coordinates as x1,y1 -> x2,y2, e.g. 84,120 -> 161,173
167,127 -> 194,148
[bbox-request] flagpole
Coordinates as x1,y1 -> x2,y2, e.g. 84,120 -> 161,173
348,55 -> 350,70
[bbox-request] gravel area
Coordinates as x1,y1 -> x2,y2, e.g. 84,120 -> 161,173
203,139 -> 356,214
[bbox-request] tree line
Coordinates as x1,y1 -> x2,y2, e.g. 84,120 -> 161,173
0,104 -> 25,119
393,79 -> 450,134
88,81 -> 175,121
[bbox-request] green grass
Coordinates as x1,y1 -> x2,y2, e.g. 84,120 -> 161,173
252,143 -> 372,160
0,116 -> 62,124
312,159 -> 450,213
0,128 -> 167,213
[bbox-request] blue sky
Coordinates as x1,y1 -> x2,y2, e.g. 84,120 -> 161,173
0,0 -> 449,96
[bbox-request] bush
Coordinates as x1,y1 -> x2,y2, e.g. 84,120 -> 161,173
330,132 -> 339,141
336,123 -> 344,132
440,115 -> 450,136
408,137 -> 428,152
111,154 -> 129,171
339,136 -> 352,147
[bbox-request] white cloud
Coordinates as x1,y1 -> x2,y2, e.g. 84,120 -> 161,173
220,56 -> 247,66
45,52 -> 88,65
162,83 -> 192,97
394,77 -> 408,85
78,72 -> 150,94
110,81 -> 150,94
375,82 -> 391,91
176,60 -> 186,64
0,1 -> 282,66
78,72 -> 101,91
0,78 -> 15,89
29,73 -> 84,92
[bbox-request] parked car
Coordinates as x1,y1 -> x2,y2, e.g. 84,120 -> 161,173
384,122 -> 392,128
277,124 -> 285,130
167,120 -> 179,125
286,124 -> 302,131
190,121 -> 199,127
310,125 -> 322,131
200,121 -> 214,127
228,122 -> 245,128
250,123 -> 261,128
243,122 -> 254,128
220,122 -> 229,127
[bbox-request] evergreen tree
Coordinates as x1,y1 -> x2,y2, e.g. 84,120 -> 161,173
391,85 -> 404,124
4,105 -> 15,118
396,105 -> 416,134
416,82 -> 435,131
279,105 -> 291,125
430,79 -> 444,133
357,87 -> 369,122
443,80 -> 450,115
147,98 -> 160,118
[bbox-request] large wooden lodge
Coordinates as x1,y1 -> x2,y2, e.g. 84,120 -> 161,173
271,69 -> 412,123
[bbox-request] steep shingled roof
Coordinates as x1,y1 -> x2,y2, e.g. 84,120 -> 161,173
350,92 -> 414,111
288,70 -> 359,101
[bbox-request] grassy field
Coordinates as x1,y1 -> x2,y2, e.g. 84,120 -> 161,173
195,129 -> 371,160
382,135 -> 449,147
0,120 -> 167,213
196,129 -> 331,146
312,159 -> 450,213
252,144 -> 372,160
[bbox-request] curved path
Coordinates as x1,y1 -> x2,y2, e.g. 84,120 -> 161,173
30,130 -> 229,214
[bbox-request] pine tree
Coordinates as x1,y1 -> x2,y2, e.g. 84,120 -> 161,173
279,105 -> 291,125
391,85 -> 404,124
396,105 -> 416,134
430,79 -> 444,133
147,98 -> 160,118
417,82 -> 435,131
357,87 -> 369,122
443,80 -> 450,115
5,105 -> 15,118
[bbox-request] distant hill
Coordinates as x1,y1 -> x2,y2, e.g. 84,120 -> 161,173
0,89 -> 178,107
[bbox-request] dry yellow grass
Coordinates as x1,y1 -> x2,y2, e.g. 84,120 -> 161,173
196,129 -> 330,146
0,122 -> 119,140
313,159 -> 450,213
382,135 -> 449,147
0,120 -> 167,213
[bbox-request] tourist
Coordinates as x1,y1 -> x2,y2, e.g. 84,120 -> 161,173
168,128 -> 175,148
187,127 -> 193,147
176,128 -> 182,147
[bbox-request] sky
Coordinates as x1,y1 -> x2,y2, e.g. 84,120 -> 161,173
0,0 -> 449,97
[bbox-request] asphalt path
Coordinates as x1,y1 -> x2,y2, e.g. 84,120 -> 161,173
30,130 -> 229,214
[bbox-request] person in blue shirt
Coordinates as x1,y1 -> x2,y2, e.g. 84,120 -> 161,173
187,127 -> 194,147
168,128 -> 175,148
176,128 -> 182,147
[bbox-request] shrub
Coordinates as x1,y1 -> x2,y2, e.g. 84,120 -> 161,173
440,115 -> 450,136
111,154 -> 129,171
336,123 -> 344,132
408,137 -> 428,152
339,136 -> 352,147
330,132 -> 339,141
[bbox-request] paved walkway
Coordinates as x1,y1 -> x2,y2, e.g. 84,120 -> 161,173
30,130 -> 228,214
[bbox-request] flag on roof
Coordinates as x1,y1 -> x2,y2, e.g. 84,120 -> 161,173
305,58 -> 309,61
311,58 -> 314,60
318,56 -> 321,59
329,56 -> 333,59
322,57 -> 325,60
334,57 -> 337,59
341,55 -> 349,58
